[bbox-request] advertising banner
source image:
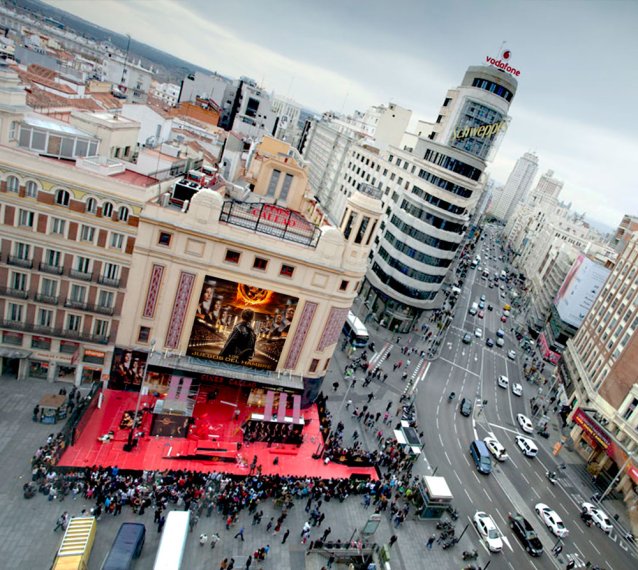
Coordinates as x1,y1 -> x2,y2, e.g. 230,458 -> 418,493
186,275 -> 299,371
109,347 -> 148,391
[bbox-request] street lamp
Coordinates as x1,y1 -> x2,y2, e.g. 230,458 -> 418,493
127,339 -> 156,450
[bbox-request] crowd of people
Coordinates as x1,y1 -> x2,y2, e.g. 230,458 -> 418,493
242,419 -> 303,445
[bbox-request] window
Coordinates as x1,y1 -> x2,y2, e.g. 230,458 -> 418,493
158,231 -> 172,246
85,197 -> 97,214
138,326 -> 151,343
110,232 -> 124,249
80,225 -> 95,242
280,173 -> 293,201
443,97 -> 451,107
7,303 -> 23,322
51,217 -> 66,235
11,272 -> 27,291
225,250 -> 240,264
66,314 -> 82,332
55,189 -> 70,206
98,290 -> 114,308
118,206 -> 129,222
6,175 -> 19,193
280,264 -> 295,278
41,278 -> 58,297
9,121 -> 18,141
25,181 -> 37,197
45,249 -> 61,268
309,359 -> 319,373
75,256 -> 90,273
266,169 -> 281,197
103,263 -> 119,280
253,257 -> 268,270
93,319 -> 109,337
15,242 -> 30,260
18,209 -> 34,227
70,284 -> 87,303
339,280 -> 349,291
37,308 -> 53,328
102,202 -> 114,217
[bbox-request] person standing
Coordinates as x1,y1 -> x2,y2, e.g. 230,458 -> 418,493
244,555 -> 252,569
321,526 -> 332,542
210,532 -> 220,549
157,514 -> 166,533
281,529 -> 290,544
426,534 -> 435,549
265,517 -> 274,532
53,511 -> 68,532
32,404 -> 40,422
389,534 -> 398,548
233,526 -> 245,541
219,559 -> 228,570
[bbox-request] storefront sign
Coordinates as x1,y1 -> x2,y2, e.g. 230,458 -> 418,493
31,336 -> 52,350
83,349 -> 106,365
33,351 -> 73,363
60,340 -> 79,354
485,54 -> 521,76
573,408 -> 611,450
2,331 -> 23,346
453,120 -> 508,140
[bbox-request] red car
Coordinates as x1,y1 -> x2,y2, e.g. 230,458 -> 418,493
478,310 -> 484,318
501,315 -> 507,323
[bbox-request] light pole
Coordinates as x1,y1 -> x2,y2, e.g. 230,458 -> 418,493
127,339 -> 156,449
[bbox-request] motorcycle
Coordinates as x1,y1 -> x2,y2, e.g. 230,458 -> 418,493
448,392 -> 456,402
580,511 -> 593,527
448,507 -> 459,521
442,537 -> 458,549
537,429 -> 550,439
436,521 -> 453,530
546,471 -> 557,485
462,550 -> 478,560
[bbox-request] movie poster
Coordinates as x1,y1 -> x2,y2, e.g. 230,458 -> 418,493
109,348 -> 149,392
186,275 -> 299,371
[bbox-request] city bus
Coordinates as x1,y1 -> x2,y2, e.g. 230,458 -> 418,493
342,311 -> 369,347
152,511 -> 190,570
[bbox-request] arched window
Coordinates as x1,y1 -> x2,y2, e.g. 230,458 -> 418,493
25,181 -> 38,197
118,206 -> 129,222
85,197 -> 97,214
6,175 -> 19,193
55,189 -> 70,206
102,202 -> 114,218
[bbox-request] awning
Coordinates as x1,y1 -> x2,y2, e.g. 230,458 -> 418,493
0,348 -> 31,358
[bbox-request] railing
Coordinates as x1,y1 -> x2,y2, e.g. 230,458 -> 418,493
69,269 -> 93,282
0,319 -> 110,344
35,293 -> 59,305
38,262 -> 64,275
64,298 -> 88,310
97,275 -> 121,288
63,299 -> 115,316
7,256 -> 33,269
0,286 -> 28,299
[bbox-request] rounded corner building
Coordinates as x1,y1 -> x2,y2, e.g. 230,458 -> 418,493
359,64 -> 518,332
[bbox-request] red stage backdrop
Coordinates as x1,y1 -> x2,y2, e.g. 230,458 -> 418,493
186,275 -> 299,371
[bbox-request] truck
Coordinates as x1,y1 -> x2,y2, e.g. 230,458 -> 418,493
52,516 -> 96,570
469,302 -> 478,316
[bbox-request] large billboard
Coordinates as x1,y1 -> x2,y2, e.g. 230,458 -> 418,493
109,347 -> 149,392
449,99 -> 508,161
554,255 -> 611,328
186,275 -> 299,371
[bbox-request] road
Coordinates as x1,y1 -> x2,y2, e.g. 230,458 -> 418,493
409,226 -> 638,570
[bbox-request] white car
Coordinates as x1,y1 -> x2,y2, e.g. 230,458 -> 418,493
473,511 -> 504,552
497,375 -> 509,389
508,350 -> 517,360
475,327 -> 483,338
517,414 -> 533,433
512,382 -> 523,396
535,503 -> 569,537
496,337 -> 505,347
516,435 -> 538,457
484,436 -> 508,461
581,502 -> 613,532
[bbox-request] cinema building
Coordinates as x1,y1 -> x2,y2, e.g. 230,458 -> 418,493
115,136 -> 383,407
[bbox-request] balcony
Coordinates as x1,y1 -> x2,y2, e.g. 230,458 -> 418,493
69,269 -> 93,282
97,275 -> 121,288
0,319 -> 110,344
0,286 -> 28,300
35,293 -> 59,305
7,256 -> 33,269
39,262 -> 64,275
64,298 -> 88,310
91,304 -> 115,316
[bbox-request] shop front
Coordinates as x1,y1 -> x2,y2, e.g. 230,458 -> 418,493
81,349 -> 106,384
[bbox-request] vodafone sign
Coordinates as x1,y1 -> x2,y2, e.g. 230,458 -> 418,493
486,49 -> 521,77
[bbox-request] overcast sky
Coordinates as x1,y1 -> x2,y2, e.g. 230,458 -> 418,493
48,0 -> 638,231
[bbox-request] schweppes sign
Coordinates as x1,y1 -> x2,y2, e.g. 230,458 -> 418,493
453,120 -> 507,141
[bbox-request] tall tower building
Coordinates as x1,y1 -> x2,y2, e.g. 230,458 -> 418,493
356,64 -> 518,331
489,152 -> 538,221
528,169 -> 563,210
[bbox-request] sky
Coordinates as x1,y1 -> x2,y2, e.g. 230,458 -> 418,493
46,0 -> 638,231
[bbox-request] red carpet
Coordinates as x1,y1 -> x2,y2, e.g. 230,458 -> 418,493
58,387 -> 378,480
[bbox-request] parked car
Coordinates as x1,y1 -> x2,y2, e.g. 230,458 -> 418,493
508,350 -> 517,360
581,502 -> 613,532
509,513 -> 544,557
496,337 -> 505,347
473,511 -> 503,552
485,337 -> 494,347
496,329 -> 505,338
463,333 -> 472,344
535,503 -> 569,537
475,327 -> 483,338
517,414 -> 533,433
478,310 -> 484,319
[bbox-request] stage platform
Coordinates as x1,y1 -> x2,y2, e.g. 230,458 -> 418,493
58,387 -> 378,480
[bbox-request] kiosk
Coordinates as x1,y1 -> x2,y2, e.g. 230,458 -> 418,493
416,475 -> 453,519
39,394 -> 67,424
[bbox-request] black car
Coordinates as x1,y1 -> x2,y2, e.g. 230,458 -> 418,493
459,398 -> 473,417
509,513 -> 544,557
485,338 -> 494,347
